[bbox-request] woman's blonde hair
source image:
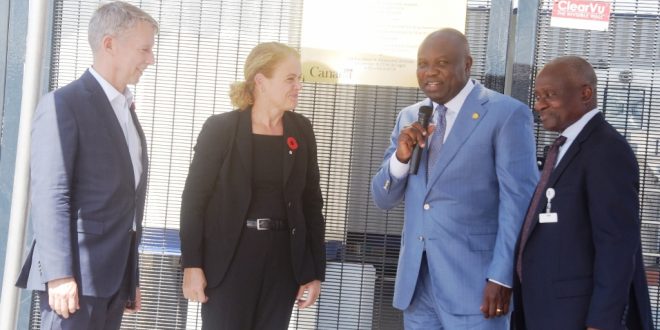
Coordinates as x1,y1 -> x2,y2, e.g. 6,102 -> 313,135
229,42 -> 300,110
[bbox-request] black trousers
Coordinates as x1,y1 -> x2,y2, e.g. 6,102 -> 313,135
202,228 -> 299,330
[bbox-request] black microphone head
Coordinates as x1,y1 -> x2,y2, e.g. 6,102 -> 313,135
418,105 -> 433,118
417,105 -> 433,128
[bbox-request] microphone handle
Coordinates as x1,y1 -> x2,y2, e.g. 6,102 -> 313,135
408,105 -> 433,175
409,144 -> 423,174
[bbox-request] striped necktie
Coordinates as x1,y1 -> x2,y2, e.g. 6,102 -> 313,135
428,104 -> 447,170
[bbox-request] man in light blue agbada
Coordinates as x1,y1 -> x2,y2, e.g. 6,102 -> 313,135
371,28 -> 538,329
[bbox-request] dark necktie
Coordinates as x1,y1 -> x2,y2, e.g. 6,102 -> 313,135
516,135 -> 567,281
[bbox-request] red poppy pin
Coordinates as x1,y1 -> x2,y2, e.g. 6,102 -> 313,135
287,137 -> 298,154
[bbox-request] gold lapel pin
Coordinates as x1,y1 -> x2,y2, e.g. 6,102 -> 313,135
472,113 -> 479,120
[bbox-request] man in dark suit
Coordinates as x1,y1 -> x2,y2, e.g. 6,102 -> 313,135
513,56 -> 654,330
15,2 -> 158,329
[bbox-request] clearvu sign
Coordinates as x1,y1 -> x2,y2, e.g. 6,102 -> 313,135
551,0 -> 612,31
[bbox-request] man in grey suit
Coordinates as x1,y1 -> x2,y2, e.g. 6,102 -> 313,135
371,28 -> 538,329
16,2 -> 157,329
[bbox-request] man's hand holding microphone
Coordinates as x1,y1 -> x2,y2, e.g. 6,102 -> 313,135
396,105 -> 434,174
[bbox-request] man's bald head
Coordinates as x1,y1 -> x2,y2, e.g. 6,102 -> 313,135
534,56 -> 598,132
541,56 -> 598,107
422,28 -> 471,58
417,28 -> 473,104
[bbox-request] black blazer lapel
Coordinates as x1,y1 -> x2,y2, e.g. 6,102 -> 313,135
282,111 -> 300,188
547,113 -> 604,188
236,108 -> 253,188
81,70 -> 135,189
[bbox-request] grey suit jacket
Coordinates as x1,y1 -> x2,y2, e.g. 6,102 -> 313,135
16,70 -> 148,298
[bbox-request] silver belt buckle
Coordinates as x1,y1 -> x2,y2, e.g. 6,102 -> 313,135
256,218 -> 270,231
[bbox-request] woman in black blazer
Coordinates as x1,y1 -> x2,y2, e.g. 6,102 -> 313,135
180,42 -> 325,329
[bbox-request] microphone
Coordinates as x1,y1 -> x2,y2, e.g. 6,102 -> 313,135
409,105 -> 433,175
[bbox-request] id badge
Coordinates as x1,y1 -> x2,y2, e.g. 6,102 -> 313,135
539,188 -> 558,223
539,212 -> 558,223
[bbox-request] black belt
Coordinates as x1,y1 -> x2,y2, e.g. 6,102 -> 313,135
246,218 -> 287,231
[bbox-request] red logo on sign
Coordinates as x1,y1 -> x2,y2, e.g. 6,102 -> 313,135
552,0 -> 611,21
